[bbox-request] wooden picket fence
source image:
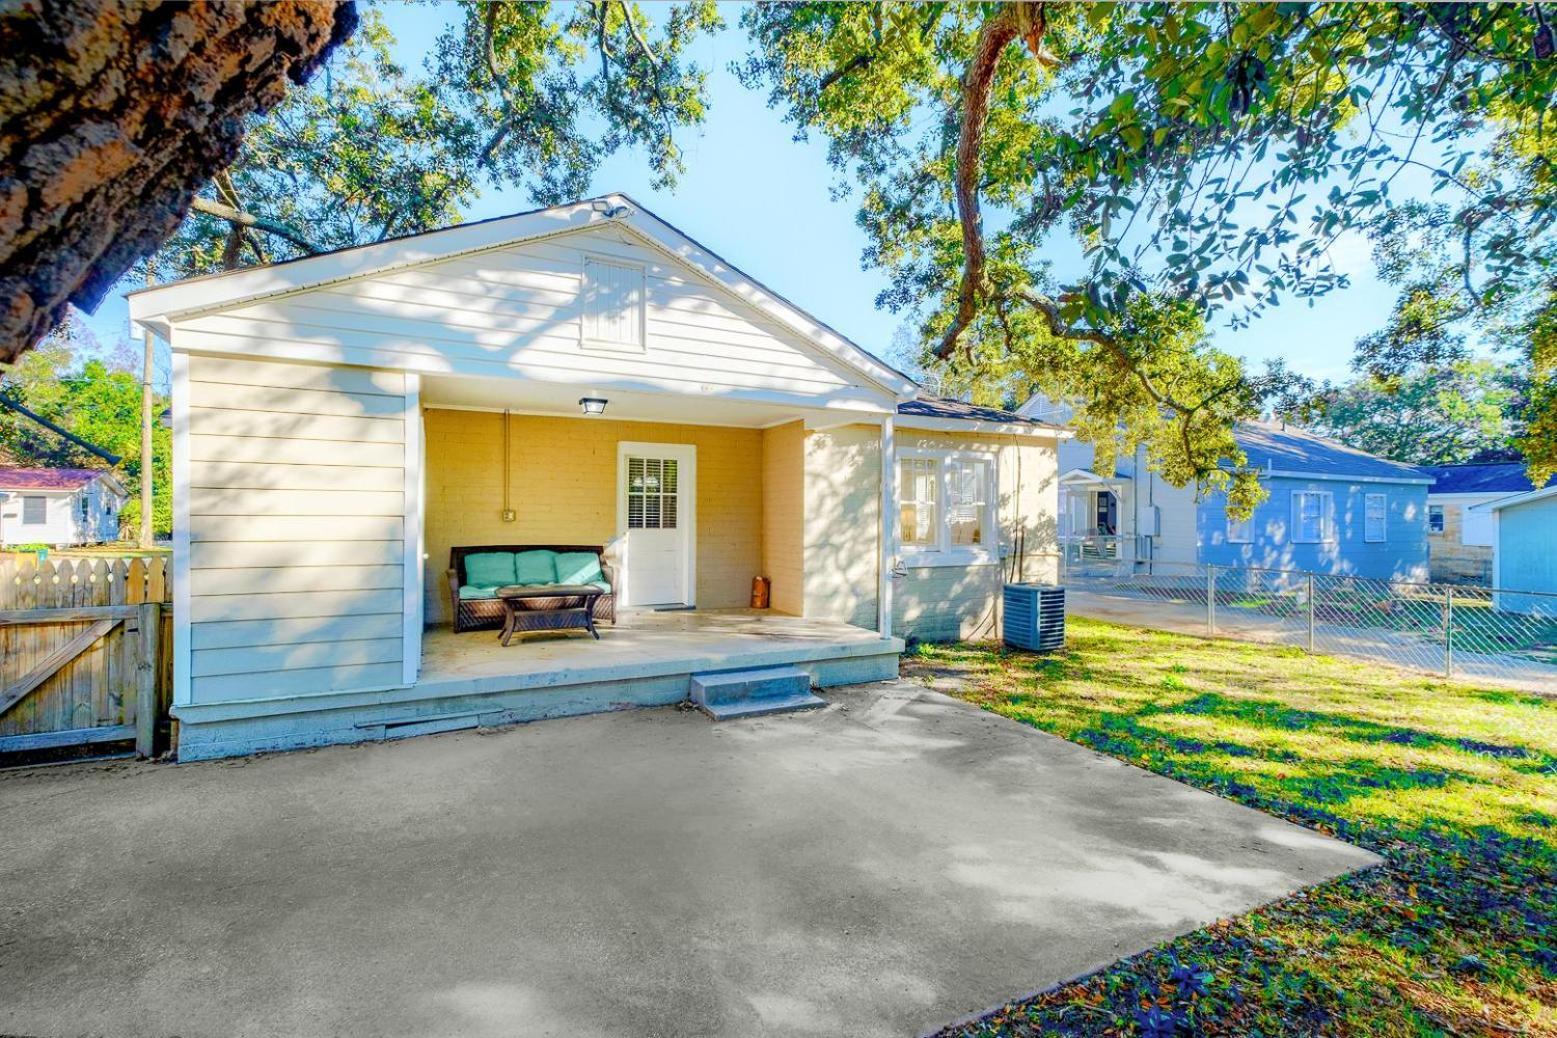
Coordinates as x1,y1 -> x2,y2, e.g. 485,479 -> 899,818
0,554 -> 173,758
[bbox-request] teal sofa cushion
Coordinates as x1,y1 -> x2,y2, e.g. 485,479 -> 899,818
514,549 -> 558,585
458,584 -> 504,600
555,551 -> 606,587
465,551 -> 516,586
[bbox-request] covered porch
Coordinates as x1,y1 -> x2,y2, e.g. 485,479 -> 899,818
416,608 -> 900,723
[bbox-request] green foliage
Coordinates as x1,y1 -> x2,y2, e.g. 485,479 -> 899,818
736,2 -> 1557,506
1299,361 -> 1527,466
153,2 -> 722,279
914,619 -> 1557,1036
0,318 -> 169,536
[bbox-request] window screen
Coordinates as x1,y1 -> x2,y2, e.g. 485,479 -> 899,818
1364,493 -> 1387,543
21,496 -> 45,525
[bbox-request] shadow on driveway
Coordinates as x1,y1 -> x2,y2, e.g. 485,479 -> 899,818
0,681 -> 1377,1037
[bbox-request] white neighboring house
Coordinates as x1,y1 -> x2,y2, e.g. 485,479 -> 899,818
0,468 -> 127,547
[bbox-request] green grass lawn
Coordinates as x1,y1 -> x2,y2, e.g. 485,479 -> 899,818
907,618 -> 1556,1038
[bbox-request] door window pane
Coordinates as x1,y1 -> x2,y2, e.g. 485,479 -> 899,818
626,455 -> 678,530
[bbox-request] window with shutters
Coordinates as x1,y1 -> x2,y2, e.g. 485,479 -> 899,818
581,255 -> 645,351
1364,493 -> 1387,543
626,456 -> 678,529
21,495 -> 45,525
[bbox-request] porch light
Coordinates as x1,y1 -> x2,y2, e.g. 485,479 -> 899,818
579,397 -> 608,416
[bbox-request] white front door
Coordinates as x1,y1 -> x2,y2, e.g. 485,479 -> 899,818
618,443 -> 696,607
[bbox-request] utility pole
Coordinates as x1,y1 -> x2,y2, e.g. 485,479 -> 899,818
140,265 -> 155,549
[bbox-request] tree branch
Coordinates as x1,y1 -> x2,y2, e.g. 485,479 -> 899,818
0,392 -> 122,466
189,197 -> 321,254
933,4 -> 1022,360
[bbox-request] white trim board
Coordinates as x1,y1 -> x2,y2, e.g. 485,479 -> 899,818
402,375 -> 423,686
170,350 -> 193,708
1264,467 -> 1433,486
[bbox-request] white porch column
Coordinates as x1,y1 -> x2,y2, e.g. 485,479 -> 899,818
878,415 -> 897,639
402,373 -> 424,685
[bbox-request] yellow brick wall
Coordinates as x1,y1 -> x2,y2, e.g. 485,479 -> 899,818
1428,502 -> 1494,584
422,409 -> 763,622
761,421 -> 806,615
803,424 -> 882,627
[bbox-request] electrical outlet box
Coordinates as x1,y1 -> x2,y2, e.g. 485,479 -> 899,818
501,509 -> 516,523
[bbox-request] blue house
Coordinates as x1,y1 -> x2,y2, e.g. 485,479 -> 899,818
1018,398 -> 1433,581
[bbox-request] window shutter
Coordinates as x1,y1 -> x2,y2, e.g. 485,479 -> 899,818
583,257 -> 644,349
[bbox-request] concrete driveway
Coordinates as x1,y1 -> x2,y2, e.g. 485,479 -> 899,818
0,681 -> 1376,1038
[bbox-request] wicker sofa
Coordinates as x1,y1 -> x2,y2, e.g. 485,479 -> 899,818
447,544 -> 616,634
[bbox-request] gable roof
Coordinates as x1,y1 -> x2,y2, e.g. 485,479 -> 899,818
128,193 -> 918,400
1483,484 -> 1557,512
898,396 -> 1064,429
1234,422 -> 1430,483
0,467 -> 115,492
1417,462 -> 1555,495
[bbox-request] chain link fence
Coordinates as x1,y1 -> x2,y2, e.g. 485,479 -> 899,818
1058,552 -> 1557,692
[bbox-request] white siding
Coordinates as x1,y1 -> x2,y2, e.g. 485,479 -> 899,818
173,225 -> 883,409
185,354 -> 408,704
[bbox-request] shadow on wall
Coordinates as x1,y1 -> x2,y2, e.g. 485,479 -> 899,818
803,428 -> 880,629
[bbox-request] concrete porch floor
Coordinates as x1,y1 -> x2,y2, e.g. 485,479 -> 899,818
0,680 -> 1378,1038
417,607 -> 903,696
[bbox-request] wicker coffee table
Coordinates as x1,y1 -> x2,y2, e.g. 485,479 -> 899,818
495,584 -> 604,646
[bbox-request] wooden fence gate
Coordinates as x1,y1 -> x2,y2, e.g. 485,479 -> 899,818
0,556 -> 172,758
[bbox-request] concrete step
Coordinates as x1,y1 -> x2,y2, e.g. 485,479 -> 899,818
695,691 -> 827,721
690,666 -> 825,720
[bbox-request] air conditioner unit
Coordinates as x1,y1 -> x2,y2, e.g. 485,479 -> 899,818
1002,583 -> 1066,652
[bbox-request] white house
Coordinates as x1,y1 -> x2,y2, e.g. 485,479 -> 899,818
0,467 -> 126,547
128,194 -> 1065,761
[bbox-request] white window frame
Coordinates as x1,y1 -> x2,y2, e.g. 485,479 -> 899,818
898,449 -> 999,567
1364,492 -> 1387,543
580,253 -> 647,354
1291,490 -> 1334,544
1427,504 -> 1445,534
21,495 -> 46,526
1226,512 -> 1253,544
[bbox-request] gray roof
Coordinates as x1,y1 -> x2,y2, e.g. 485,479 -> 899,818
897,397 -> 1063,429
1234,422 -> 1430,482
1415,462 -> 1554,495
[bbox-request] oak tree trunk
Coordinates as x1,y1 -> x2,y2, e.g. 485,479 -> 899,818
0,0 -> 358,362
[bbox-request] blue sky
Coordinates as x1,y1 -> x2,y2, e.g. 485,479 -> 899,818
83,0 -> 1400,387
